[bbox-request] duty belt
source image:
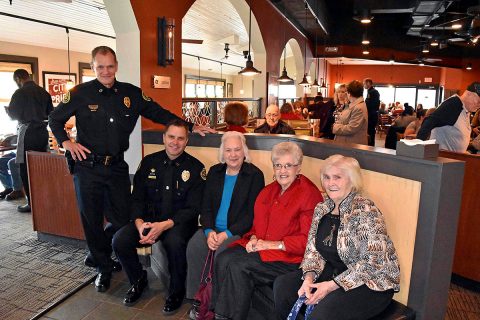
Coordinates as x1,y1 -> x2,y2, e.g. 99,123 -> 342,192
89,153 -> 124,166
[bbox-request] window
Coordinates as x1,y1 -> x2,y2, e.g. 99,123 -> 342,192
79,62 -> 95,83
278,84 -> 296,99
375,85 -> 438,109
184,76 -> 225,98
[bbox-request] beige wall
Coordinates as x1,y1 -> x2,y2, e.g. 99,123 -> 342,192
0,40 -> 91,87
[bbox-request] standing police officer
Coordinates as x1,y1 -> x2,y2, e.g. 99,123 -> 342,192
113,120 -> 205,312
363,78 -> 380,146
48,46 -> 213,293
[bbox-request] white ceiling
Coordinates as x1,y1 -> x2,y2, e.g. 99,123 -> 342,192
182,0 -> 249,75
0,0 -> 115,53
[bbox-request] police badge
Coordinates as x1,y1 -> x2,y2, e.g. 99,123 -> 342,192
63,91 -> 71,104
124,97 -> 131,108
181,170 -> 190,182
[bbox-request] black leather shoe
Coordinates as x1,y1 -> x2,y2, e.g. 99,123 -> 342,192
17,203 -> 31,213
94,272 -> 112,292
163,292 -> 185,314
5,190 -> 24,201
84,254 -> 122,272
0,188 -> 13,199
123,271 -> 148,305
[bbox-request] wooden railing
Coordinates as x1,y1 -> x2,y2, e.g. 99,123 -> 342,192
181,97 -> 262,127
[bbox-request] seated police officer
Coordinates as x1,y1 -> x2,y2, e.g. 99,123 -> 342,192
112,120 -> 206,313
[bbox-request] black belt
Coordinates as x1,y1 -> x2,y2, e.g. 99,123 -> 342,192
88,153 -> 124,166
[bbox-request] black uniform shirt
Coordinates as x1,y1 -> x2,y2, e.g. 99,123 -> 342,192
48,79 -> 192,156
7,81 -> 53,124
131,150 -> 206,225
365,86 -> 380,116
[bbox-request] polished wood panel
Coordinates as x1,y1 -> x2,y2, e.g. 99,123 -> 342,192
27,151 -> 84,240
439,150 -> 480,282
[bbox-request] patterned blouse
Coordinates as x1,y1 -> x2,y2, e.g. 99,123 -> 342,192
300,192 -> 400,292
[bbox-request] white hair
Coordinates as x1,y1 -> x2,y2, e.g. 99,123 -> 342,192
218,131 -> 251,163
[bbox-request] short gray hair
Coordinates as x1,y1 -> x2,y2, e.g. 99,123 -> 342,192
218,131 -> 251,163
271,142 -> 303,165
320,154 -> 363,193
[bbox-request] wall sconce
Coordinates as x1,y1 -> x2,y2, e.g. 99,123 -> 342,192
158,17 -> 175,66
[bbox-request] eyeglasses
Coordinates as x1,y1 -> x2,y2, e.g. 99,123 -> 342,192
273,163 -> 299,170
266,113 -> 279,118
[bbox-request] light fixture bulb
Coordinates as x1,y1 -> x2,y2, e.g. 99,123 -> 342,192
362,39 -> 370,45
422,46 -> 430,53
299,74 -> 310,87
452,24 -> 462,30
362,50 -> 369,55
431,40 -> 439,46
361,18 -> 371,24
466,63 -> 472,70
65,80 -> 75,91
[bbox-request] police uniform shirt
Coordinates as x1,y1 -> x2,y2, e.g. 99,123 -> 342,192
8,81 -> 53,124
48,79 -> 193,156
130,150 -> 206,225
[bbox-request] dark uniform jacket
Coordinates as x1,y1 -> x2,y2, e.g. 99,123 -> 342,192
7,81 -> 53,124
49,79 -> 190,156
200,162 -> 265,236
365,87 -> 380,118
131,150 -> 206,225
254,119 -> 295,134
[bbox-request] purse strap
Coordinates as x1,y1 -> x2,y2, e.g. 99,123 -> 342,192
200,249 -> 215,283
287,295 -> 315,320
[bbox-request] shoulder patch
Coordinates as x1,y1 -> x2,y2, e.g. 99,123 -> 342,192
63,91 -> 71,104
142,91 -> 152,102
201,168 -> 207,181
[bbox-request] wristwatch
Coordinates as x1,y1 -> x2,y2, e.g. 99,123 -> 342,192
278,242 -> 284,250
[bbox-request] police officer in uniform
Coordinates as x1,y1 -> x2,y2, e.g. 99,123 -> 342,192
112,119 -> 205,313
363,78 -> 380,146
48,46 -> 213,293
6,69 -> 53,212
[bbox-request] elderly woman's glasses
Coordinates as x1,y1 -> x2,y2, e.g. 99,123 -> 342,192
273,163 -> 299,170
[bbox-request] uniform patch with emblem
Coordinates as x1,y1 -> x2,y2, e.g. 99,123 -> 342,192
142,91 -> 152,102
124,97 -> 131,108
88,105 -> 99,112
148,168 -> 157,179
63,91 -> 71,104
201,168 -> 207,181
181,170 -> 190,182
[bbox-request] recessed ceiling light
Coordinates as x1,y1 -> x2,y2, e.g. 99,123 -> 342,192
452,24 -> 462,29
431,40 -> 439,46
362,39 -> 370,45
362,50 -> 370,55
466,63 -> 472,70
361,18 -> 371,24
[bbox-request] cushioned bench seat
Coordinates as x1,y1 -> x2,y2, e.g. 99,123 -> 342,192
251,285 -> 415,320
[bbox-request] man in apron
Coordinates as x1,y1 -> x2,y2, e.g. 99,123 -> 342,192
6,69 -> 53,212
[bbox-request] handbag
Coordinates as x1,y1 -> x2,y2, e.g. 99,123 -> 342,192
193,249 -> 215,320
287,295 -> 315,320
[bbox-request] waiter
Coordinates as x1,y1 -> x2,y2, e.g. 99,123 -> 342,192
6,69 -> 53,213
49,46 -> 213,293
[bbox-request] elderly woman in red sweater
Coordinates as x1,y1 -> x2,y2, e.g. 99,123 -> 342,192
211,141 -> 323,320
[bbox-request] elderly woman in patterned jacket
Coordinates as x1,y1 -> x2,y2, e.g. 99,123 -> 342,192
274,154 -> 400,320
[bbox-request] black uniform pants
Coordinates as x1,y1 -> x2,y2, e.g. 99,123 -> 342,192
274,269 -> 394,320
212,246 -> 299,320
73,160 -> 131,273
367,115 -> 378,146
112,220 -> 196,295
20,125 -> 49,202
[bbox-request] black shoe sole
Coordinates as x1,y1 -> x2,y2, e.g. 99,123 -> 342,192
95,285 -> 109,293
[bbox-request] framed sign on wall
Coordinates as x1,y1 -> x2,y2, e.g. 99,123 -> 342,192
42,71 -> 76,106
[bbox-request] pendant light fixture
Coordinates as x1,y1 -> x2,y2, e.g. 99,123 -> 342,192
239,0 -> 261,76
299,2 -> 310,87
65,28 -> 74,91
278,4 -> 293,82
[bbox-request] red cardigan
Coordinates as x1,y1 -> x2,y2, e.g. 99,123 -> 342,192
233,175 -> 323,264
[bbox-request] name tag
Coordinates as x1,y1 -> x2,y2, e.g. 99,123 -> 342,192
88,105 -> 99,112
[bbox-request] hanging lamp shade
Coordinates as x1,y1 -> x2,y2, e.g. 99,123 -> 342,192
299,74 -> 309,86
278,66 -> 293,82
239,2 -> 261,76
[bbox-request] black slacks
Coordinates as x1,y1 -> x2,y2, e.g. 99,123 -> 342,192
274,269 -> 394,320
20,125 -> 49,201
367,116 -> 378,147
212,246 -> 299,320
73,160 -> 131,273
113,220 -> 196,295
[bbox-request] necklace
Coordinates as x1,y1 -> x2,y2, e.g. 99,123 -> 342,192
322,214 -> 340,247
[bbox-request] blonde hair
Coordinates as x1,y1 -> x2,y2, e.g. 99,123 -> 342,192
271,142 -> 303,165
333,84 -> 347,106
218,131 -> 251,163
320,154 -> 363,193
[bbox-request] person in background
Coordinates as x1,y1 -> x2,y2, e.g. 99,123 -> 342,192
471,109 -> 480,138
5,69 -> 53,213
113,120 -> 206,312
378,102 -> 388,115
211,142 -> 323,320
322,84 -> 347,140
280,102 -> 302,120
274,155 -> 400,320
254,104 -> 295,134
385,104 -> 416,149
293,101 -> 307,119
186,131 -> 264,318
49,46 -> 214,295
417,82 -> 480,152
404,109 -> 431,139
0,152 -> 23,200
332,80 -> 368,145
416,103 -> 424,114
363,78 -> 380,146
223,101 -> 249,133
